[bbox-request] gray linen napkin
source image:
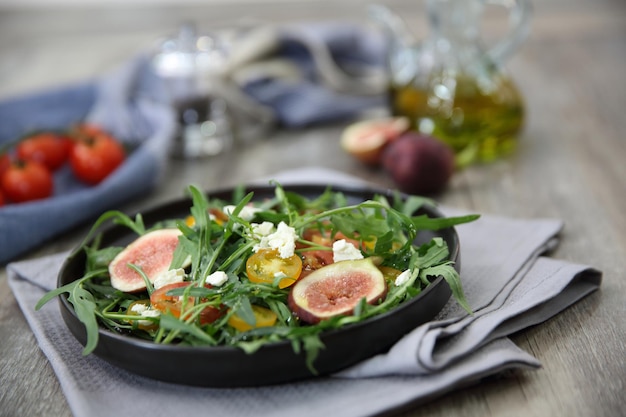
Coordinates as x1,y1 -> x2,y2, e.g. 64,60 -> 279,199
7,168 -> 601,417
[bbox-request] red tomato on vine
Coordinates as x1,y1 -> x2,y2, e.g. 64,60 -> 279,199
16,132 -> 72,171
69,126 -> 126,185
0,153 -> 10,178
1,159 -> 54,203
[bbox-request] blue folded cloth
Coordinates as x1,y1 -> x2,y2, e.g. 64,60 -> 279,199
0,54 -> 177,264
237,21 -> 388,127
0,21 -> 388,264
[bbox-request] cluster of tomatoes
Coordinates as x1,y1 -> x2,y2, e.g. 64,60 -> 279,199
0,123 -> 126,206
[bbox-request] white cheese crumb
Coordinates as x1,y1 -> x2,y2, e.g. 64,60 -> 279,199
130,303 -> 148,314
251,221 -> 274,238
332,239 -> 364,262
141,309 -> 161,319
138,308 -> 160,327
223,205 -> 262,221
153,268 -> 186,290
206,270 -> 229,287
254,221 -> 298,259
394,269 -> 413,286
130,304 -> 160,327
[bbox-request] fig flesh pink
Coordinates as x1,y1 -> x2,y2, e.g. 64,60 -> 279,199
288,258 -> 387,324
109,229 -> 183,292
340,117 -> 409,165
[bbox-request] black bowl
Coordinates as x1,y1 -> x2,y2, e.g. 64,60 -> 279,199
58,184 -> 459,387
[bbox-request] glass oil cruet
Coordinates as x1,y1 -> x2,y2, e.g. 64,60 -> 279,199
371,0 -> 532,163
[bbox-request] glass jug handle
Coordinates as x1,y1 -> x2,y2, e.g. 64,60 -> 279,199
485,0 -> 532,64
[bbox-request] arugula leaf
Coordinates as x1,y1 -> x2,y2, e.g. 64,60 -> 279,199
158,314 -> 217,345
411,213 -> 480,230
416,237 -> 450,268
36,269 -> 107,355
421,263 -> 472,314
301,334 -> 325,374
232,297 -> 256,327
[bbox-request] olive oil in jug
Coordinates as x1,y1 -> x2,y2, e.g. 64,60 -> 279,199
371,0 -> 531,163
390,72 -> 525,162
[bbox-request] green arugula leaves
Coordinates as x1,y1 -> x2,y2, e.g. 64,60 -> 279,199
36,183 -> 478,367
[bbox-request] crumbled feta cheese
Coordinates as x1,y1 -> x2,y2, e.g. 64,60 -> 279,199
394,269 -> 413,286
138,308 -> 160,327
223,205 -> 262,221
332,239 -> 364,262
153,268 -> 186,290
251,221 -> 274,238
130,302 -> 148,314
141,309 -> 161,319
206,270 -> 229,287
130,303 -> 160,327
254,221 -> 298,259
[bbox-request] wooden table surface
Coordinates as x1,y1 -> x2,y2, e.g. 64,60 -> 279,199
0,1 -> 624,416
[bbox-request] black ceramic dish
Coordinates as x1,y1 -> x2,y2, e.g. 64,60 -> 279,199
58,184 -> 460,387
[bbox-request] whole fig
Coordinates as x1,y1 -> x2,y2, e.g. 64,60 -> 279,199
382,132 -> 455,195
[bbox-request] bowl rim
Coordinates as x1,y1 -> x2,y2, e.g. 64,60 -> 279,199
57,183 -> 460,385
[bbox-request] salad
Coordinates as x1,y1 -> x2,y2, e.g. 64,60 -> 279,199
37,183 -> 478,370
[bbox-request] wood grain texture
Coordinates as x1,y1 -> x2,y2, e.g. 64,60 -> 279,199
1,1 -> 624,416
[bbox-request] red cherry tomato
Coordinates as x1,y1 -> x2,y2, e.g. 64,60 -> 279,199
16,132 -> 71,171
0,189 -> 5,207
73,123 -> 109,138
1,159 -> 53,203
150,282 -> 223,325
299,249 -> 334,279
0,153 -> 10,178
69,129 -> 125,185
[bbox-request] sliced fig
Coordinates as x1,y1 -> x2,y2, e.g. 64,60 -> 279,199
109,229 -> 183,292
288,258 -> 387,324
340,117 -> 409,165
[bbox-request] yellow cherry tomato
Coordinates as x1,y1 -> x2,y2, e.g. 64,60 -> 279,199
228,305 -> 278,332
378,265 -> 403,283
246,248 -> 302,289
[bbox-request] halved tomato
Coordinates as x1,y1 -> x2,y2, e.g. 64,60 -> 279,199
227,305 -> 278,332
149,282 -> 223,325
299,249 -> 334,279
296,228 -> 366,279
378,265 -> 403,283
246,248 -> 302,289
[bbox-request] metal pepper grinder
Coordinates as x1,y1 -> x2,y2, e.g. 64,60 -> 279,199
152,23 -> 234,159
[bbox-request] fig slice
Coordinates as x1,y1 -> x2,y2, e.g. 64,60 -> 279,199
340,117 -> 409,165
288,258 -> 388,324
109,229 -> 183,293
